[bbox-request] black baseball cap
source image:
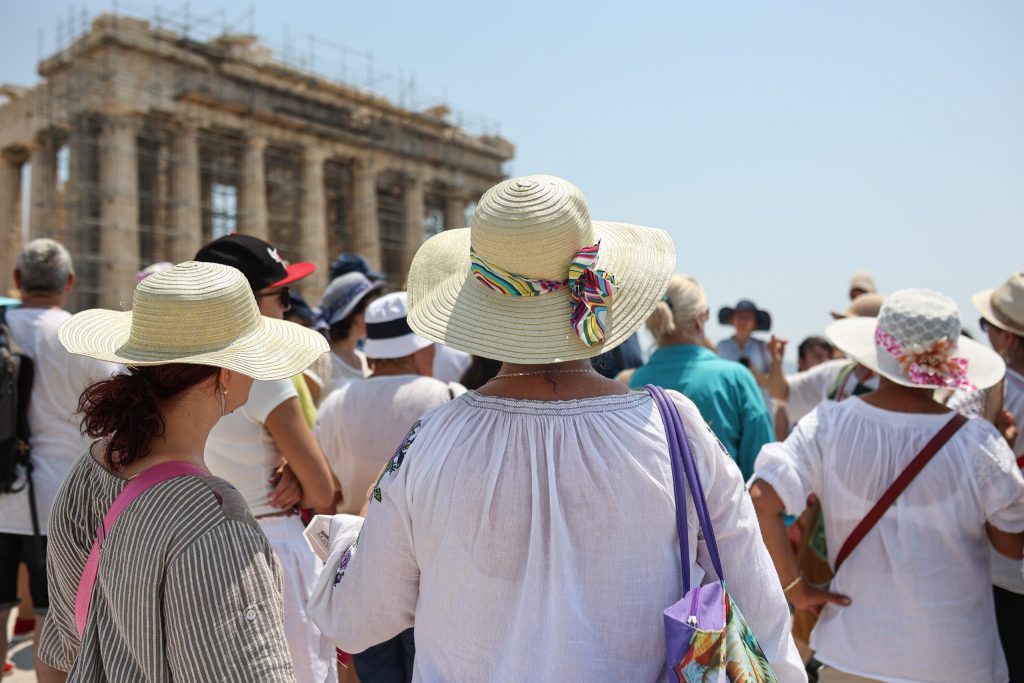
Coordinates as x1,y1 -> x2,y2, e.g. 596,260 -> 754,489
195,234 -> 315,292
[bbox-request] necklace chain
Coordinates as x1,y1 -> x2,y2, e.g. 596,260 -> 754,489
489,368 -> 598,381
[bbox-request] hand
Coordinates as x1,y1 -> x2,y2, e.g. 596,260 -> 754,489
768,336 -> 788,367
269,463 -> 302,509
787,580 -> 851,616
995,409 -> 1019,449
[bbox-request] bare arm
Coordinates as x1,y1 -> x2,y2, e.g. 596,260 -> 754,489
987,523 -> 1024,560
768,336 -> 790,402
264,397 -> 336,510
749,480 -> 849,614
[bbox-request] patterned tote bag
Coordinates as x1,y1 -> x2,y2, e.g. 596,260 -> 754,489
647,386 -> 779,683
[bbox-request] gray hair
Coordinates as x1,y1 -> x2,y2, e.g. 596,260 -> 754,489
16,238 -> 74,294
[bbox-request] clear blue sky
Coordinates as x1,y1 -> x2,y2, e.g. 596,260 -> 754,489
2,1 -> 1022,362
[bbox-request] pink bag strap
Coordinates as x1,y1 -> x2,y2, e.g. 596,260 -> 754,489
74,461 -> 208,638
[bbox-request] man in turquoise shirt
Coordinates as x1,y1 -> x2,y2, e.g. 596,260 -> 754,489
630,276 -> 775,479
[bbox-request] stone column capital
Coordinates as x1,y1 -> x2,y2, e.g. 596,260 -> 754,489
247,134 -> 268,151
303,145 -> 329,165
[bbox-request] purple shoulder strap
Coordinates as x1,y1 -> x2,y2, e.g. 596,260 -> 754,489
74,461 -> 207,638
647,385 -> 724,593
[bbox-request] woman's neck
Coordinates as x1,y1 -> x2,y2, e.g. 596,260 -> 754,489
858,378 -> 949,414
734,331 -> 751,347
476,359 -> 628,400
114,404 -> 220,478
331,336 -> 361,365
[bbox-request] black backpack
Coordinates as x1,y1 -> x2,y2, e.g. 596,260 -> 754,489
0,306 -> 36,521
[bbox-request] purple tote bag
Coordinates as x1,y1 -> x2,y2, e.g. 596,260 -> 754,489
647,386 -> 779,683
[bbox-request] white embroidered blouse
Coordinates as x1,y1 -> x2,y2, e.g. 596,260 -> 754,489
308,390 -> 805,682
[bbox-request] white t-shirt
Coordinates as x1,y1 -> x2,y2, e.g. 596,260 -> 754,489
205,379 -> 297,517
949,367 -> 1024,593
783,358 -> 879,424
1,308 -> 116,535
432,345 -> 472,384
314,374 -> 464,515
755,397 -> 1024,683
328,350 -> 369,395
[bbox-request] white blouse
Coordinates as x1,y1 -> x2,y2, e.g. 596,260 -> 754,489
308,390 -> 805,682
755,397 -> 1024,683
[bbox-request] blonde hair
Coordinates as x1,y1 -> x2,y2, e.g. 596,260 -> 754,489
646,274 -> 707,341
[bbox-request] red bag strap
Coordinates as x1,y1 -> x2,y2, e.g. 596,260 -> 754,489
833,413 -> 968,572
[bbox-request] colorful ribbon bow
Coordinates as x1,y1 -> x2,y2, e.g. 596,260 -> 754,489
874,326 -> 974,391
470,241 -> 618,346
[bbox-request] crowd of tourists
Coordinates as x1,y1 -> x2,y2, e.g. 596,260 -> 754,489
0,174 -> 1021,683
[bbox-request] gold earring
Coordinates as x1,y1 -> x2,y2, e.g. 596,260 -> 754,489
219,387 -> 229,415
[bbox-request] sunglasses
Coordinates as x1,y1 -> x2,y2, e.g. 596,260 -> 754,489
979,317 -> 990,334
255,286 -> 291,311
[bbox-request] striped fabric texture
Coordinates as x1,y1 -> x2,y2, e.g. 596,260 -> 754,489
469,241 -> 617,346
39,450 -> 296,682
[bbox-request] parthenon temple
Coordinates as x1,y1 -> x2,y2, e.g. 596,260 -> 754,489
0,13 -> 514,310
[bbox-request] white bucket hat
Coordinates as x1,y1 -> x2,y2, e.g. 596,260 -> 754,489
826,288 -> 1005,391
59,261 -> 328,380
972,272 -> 1024,337
406,174 -> 676,364
364,292 -> 433,360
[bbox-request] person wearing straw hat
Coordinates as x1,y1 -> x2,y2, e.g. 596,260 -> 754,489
629,274 -> 774,480
847,271 -> 877,302
307,175 -> 805,681
37,261 -> 327,681
195,234 -> 338,683
314,291 -> 464,682
750,288 -> 1024,683
947,272 -> 1024,680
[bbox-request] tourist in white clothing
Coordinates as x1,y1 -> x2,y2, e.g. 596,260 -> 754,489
196,234 -> 338,683
949,272 -> 1024,680
318,272 -> 384,394
751,289 -> 1024,683
308,175 -> 805,682
0,239 -> 116,682
315,291 -> 463,682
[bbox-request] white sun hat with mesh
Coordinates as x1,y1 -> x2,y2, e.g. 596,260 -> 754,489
59,261 -> 328,380
406,174 -> 676,364
826,288 -> 1005,391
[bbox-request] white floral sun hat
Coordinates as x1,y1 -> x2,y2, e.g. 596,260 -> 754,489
826,288 -> 1005,391
406,174 -> 676,364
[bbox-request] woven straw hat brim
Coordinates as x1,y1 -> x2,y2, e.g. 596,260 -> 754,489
826,317 -> 1005,391
59,310 -> 328,381
972,288 -> 1024,337
407,221 -> 676,364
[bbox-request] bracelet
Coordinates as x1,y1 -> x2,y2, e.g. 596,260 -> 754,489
782,575 -> 803,595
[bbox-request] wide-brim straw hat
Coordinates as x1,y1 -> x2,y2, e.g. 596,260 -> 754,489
827,288 -> 1004,391
406,175 -> 676,364
59,261 -> 328,380
830,292 -> 886,320
972,272 -> 1024,337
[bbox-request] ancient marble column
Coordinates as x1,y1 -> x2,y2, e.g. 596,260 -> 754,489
350,157 -> 382,272
402,174 -> 425,280
300,146 -> 328,295
240,135 -> 268,241
28,133 -> 57,240
445,195 -> 468,230
98,116 -> 140,308
0,149 -> 24,296
170,123 -> 202,264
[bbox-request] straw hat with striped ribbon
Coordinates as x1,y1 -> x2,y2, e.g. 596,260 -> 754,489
59,261 -> 328,380
407,174 -> 676,364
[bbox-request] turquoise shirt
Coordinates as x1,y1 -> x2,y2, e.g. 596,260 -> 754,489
630,344 -> 774,479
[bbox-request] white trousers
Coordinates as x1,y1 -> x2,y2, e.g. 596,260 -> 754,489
260,515 -> 337,683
